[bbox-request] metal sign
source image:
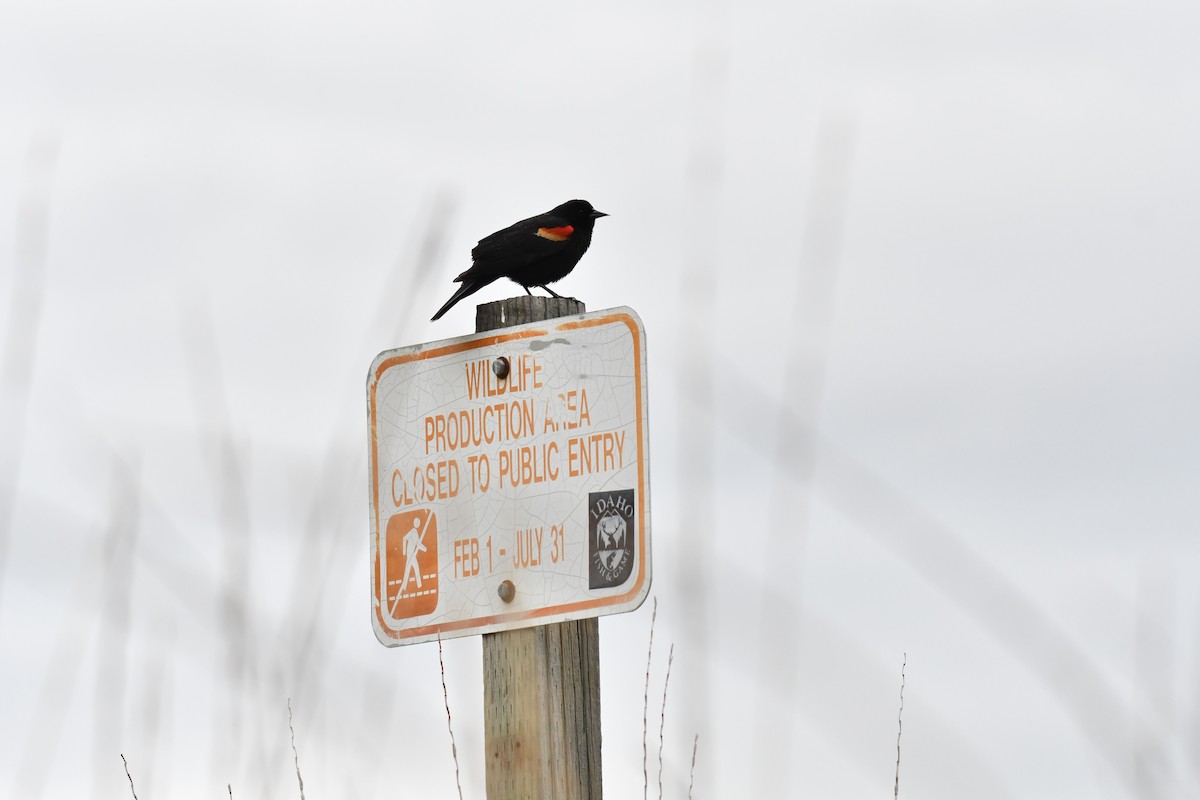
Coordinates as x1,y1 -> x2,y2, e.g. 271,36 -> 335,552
367,307 -> 651,646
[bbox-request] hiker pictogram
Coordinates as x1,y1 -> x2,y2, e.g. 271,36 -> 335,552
385,509 -> 439,618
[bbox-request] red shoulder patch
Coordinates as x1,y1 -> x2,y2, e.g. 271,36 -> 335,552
536,225 -> 574,242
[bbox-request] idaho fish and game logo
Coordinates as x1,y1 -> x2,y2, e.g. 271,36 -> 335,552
588,489 -> 635,589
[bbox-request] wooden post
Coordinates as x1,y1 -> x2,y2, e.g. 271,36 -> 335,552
477,296 -> 603,800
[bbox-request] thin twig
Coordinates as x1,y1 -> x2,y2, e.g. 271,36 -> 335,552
228,784 -> 233,799
643,597 -> 658,800
288,699 -> 306,800
688,733 -> 699,800
438,636 -> 464,800
120,754 -> 138,800
894,653 -> 906,799
658,643 -> 675,800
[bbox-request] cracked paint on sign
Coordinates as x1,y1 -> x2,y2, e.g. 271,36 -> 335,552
366,307 -> 652,646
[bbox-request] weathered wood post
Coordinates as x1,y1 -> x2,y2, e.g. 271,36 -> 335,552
477,296 -> 603,800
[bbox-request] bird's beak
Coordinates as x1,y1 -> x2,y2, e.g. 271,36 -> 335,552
591,210 -> 609,219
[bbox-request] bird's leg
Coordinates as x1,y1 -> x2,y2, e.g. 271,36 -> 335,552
524,286 -> 533,296
542,286 -> 579,303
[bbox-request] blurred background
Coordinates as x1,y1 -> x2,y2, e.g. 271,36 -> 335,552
2,0 -> 1199,797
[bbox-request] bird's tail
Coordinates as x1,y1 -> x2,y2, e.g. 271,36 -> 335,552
431,278 -> 490,321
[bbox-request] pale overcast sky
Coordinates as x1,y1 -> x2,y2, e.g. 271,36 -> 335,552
2,1 -> 1199,797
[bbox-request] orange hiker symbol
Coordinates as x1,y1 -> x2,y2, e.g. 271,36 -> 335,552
385,509 -> 439,618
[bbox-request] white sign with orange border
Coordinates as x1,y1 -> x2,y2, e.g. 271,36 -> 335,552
367,307 -> 651,646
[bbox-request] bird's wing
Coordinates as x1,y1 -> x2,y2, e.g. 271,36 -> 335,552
459,211 -> 578,279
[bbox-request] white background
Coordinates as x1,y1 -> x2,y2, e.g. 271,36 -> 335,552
1,1 -> 1198,797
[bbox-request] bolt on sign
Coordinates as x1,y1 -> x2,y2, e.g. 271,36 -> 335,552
367,307 -> 652,646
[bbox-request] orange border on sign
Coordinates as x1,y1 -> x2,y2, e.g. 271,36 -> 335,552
368,311 -> 649,641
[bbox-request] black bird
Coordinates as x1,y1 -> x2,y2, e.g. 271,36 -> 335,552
431,199 -> 608,321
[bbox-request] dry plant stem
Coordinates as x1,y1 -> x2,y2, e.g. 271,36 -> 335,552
895,653 -> 906,800
228,784 -> 233,799
688,734 -> 699,800
288,699 -> 306,800
659,643 -> 675,800
120,754 -> 138,800
438,636 -> 464,800
643,597 -> 658,800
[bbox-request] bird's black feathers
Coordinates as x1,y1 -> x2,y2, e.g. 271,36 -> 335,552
431,199 -> 607,321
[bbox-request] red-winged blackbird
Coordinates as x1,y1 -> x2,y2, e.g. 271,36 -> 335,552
431,199 -> 608,321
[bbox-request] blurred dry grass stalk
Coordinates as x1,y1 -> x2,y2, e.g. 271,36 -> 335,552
0,132 -> 58,625
688,734 -> 699,800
